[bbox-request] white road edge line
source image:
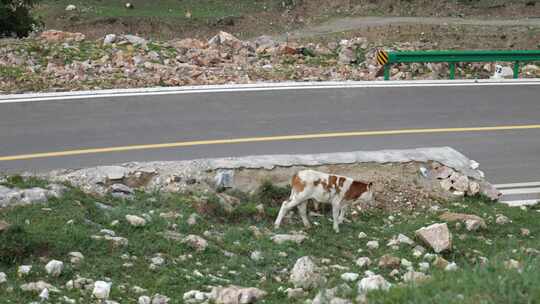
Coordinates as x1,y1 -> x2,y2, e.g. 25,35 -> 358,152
1,79 -> 539,104
494,181 -> 540,189
500,199 -> 540,207
499,187 -> 540,195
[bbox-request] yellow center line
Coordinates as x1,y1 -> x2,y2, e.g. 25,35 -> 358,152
1,124 -> 539,162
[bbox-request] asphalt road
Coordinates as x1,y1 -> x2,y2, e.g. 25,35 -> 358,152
0,82 -> 539,186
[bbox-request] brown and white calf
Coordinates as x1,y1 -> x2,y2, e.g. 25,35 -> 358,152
274,170 -> 374,233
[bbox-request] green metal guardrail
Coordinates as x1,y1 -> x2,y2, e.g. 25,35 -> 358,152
381,50 -> 540,80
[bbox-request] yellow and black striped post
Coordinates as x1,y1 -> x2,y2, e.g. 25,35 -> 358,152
376,50 -> 390,80
376,50 -> 389,66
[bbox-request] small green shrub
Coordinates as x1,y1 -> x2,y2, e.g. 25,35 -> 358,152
0,224 -> 47,265
0,0 -> 42,37
255,180 -> 291,207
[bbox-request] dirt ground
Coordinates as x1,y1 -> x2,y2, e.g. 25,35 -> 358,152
37,0 -> 540,42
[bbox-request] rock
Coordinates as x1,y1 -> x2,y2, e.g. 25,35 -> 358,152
40,30 -> 85,42
18,265 -> 32,277
0,272 -> 6,284
412,245 -> 426,258
358,232 -> 367,239
355,257 -> 371,268
104,34 -> 117,45
21,188 -> 48,204
366,240 -> 379,250
496,214 -> 511,225
481,183 -> 502,200
183,290 -> 211,303
253,35 -> 277,49
432,256 -> 449,269
210,285 -> 267,304
65,4 -> 77,11
39,288 -> 49,301
151,294 -> 170,304
250,251 -> 263,261
285,288 -> 306,299
68,252 -> 84,265
388,234 -> 414,246
439,212 -> 486,230
0,220 -> 10,232
123,34 -> 147,46
110,184 -> 134,198
290,256 -> 325,289
341,272 -> 360,282
208,31 -> 243,50
182,235 -> 208,251
126,215 -> 146,227
214,170 -> 234,188
139,296 -> 151,304
434,166 -> 454,179
357,275 -> 390,294
378,254 -> 401,269
468,181 -> 480,195
173,38 -> 208,49
125,2 -> 134,9
20,281 -> 56,293
415,223 -> 452,253
93,281 -> 112,300
521,228 -> 530,236
504,259 -> 521,270
45,260 -> 64,277
418,262 -> 430,271
270,234 -> 307,244
403,271 -> 429,283
338,47 -> 356,64
445,262 -> 458,271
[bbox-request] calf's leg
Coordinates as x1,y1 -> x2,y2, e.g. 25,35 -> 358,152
298,201 -> 311,228
331,198 -> 343,233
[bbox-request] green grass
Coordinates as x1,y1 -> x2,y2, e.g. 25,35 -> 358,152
0,179 -> 539,303
36,0 -> 283,20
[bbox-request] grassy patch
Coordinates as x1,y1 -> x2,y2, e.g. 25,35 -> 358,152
0,183 -> 538,303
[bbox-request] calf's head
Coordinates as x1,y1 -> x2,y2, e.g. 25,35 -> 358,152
344,181 -> 374,203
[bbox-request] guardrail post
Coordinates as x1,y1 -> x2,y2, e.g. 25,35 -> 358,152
384,64 -> 390,81
513,61 -> 519,79
449,63 -> 456,80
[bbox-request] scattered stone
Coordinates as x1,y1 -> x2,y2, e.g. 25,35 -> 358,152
183,290 -> 211,303
378,254 -> 401,269
210,285 -> 267,304
341,272 -> 360,282
126,214 -> 146,227
290,256 -> 326,289
521,228 -> 530,236
139,296 -> 151,304
504,259 -> 521,271
93,281 -> 112,300
20,281 -> 56,293
65,4 -> 77,11
39,288 -> 49,301
366,240 -> 379,250
182,235 -> 208,251
187,213 -> 198,226
68,252 -> 84,265
418,262 -> 430,271
0,272 -> 6,284
432,256 -> 449,269
110,184 -> 134,199
285,287 -> 306,299
415,223 -> 452,253
355,257 -> 371,268
445,262 -> 458,271
412,245 -> 426,258
250,251 -> 263,262
439,212 -> 486,230
45,260 -> 64,277
151,294 -> 170,304
496,214 -> 511,225
271,234 -> 307,244
357,275 -> 390,294
403,271 -> 430,283
104,34 -> 117,45
358,232 -> 367,239
40,30 -> 85,42
18,265 -> 32,277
